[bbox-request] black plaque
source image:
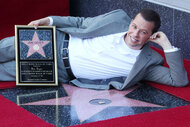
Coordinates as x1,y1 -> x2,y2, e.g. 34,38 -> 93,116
15,25 -> 58,86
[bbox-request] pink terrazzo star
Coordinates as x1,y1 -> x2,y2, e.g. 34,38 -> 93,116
22,32 -> 49,57
22,84 -> 164,122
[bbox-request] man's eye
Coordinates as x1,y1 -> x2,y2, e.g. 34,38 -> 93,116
142,31 -> 147,35
132,25 -> 136,29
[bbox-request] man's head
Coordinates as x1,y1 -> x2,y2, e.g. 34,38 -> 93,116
138,9 -> 161,34
124,9 -> 161,50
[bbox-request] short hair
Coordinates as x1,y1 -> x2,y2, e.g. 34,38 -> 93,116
134,9 -> 161,34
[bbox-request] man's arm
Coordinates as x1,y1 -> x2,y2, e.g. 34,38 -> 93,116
28,17 -> 50,29
28,9 -> 128,28
145,32 -> 189,87
28,9 -> 131,38
144,50 -> 188,87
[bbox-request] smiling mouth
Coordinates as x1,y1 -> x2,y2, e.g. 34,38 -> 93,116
130,36 -> 138,43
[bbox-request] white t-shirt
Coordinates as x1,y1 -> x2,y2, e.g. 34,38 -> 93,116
69,32 -> 141,80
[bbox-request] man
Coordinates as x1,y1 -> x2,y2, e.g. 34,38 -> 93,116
0,9 -> 188,90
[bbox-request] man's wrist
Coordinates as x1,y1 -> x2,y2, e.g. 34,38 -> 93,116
164,46 -> 179,53
160,40 -> 173,50
48,17 -> 53,26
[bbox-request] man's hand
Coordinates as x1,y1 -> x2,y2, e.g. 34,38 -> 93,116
149,31 -> 173,50
28,17 -> 50,29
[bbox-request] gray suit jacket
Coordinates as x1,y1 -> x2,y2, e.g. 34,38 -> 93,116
51,9 -> 188,90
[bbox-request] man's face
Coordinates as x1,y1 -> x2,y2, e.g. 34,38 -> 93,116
124,13 -> 155,50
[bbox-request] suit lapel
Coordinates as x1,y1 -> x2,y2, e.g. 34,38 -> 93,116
122,44 -> 152,89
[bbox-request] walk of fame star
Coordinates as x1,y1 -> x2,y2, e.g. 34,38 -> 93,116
22,84 -> 163,122
22,32 -> 50,57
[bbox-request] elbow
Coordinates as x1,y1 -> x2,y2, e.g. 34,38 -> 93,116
174,79 -> 189,87
181,76 -> 189,87
173,72 -> 189,87
181,80 -> 189,87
